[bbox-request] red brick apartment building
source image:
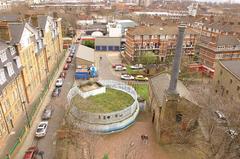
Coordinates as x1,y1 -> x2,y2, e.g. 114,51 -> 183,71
197,35 -> 240,76
124,25 -> 198,63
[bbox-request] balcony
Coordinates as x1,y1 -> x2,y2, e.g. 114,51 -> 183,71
134,46 -> 160,51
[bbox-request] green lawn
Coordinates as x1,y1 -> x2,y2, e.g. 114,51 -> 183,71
132,84 -> 149,101
71,88 -> 134,113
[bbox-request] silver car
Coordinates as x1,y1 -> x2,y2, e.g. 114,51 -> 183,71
41,108 -> 53,120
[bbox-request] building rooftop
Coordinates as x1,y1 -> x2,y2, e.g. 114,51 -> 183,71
220,60 -> 240,80
149,73 -> 196,105
76,45 -> 95,63
128,25 -> 197,36
95,37 -> 121,46
9,23 -> 25,44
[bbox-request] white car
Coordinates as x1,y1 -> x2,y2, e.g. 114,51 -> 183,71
130,64 -> 143,70
214,110 -> 226,120
55,78 -> 63,87
35,121 -> 48,137
121,74 -> 134,80
115,66 -> 127,71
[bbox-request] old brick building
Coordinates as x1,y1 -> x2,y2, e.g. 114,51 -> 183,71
213,60 -> 240,103
124,25 -> 198,63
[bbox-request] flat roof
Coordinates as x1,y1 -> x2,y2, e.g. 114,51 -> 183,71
220,60 -> 240,80
76,45 -> 95,63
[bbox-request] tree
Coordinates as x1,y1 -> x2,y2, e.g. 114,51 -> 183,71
83,40 -> 95,49
139,51 -> 157,65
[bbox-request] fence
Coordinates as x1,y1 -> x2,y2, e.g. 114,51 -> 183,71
3,53 -> 66,159
68,80 -> 139,125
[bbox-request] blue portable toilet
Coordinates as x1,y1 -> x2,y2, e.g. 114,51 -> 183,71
90,64 -> 97,77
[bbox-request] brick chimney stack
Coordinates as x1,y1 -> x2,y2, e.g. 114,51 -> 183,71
31,15 -> 39,27
0,21 -> 11,41
167,24 -> 186,95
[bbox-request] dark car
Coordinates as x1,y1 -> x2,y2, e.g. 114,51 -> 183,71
23,147 -> 38,159
41,108 -> 53,120
52,87 -> 61,97
69,53 -> 74,58
63,63 -> 69,70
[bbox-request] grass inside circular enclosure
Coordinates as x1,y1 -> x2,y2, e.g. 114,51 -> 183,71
71,88 -> 134,113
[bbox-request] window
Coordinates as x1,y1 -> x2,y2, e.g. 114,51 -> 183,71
0,69 -> 6,85
0,50 -> 7,63
14,56 -> 21,68
226,90 -> 229,95
176,113 -> 183,123
6,63 -> 14,76
230,79 -> 233,84
220,70 -> 223,75
237,86 -> 240,91
9,47 -> 16,55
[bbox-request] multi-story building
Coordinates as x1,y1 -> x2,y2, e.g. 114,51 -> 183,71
0,14 -> 63,103
124,25 -> 198,63
213,60 -> 240,103
197,35 -> 240,75
0,41 -> 26,141
0,13 -> 63,144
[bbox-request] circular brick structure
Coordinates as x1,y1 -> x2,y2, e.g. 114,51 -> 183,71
66,80 -> 139,133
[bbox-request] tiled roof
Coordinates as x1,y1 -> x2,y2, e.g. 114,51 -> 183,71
37,15 -> 48,29
0,14 -> 21,22
216,35 -> 240,46
149,73 -> 196,105
220,60 -> 240,80
128,25 -> 197,36
9,23 -> 25,44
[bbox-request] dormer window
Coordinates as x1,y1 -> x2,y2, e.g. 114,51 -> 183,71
5,62 -> 14,77
13,56 -> 21,68
10,47 -> 16,55
0,50 -> 7,63
0,69 -> 6,85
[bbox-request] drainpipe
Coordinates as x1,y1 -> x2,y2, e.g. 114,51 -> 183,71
0,101 -> 10,134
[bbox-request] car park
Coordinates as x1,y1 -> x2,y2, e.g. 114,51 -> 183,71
135,75 -> 148,81
115,65 -> 126,71
41,107 -> 53,120
67,57 -> 72,63
63,63 -> 69,70
55,78 -> 63,87
52,87 -> 61,97
35,121 -> 48,137
23,146 -> 39,159
121,74 -> 134,80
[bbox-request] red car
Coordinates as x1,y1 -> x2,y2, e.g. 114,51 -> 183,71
23,147 -> 38,159
66,57 -> 72,63
112,64 -> 124,68
63,63 -> 69,70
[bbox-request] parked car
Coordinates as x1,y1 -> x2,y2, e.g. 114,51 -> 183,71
41,108 -> 53,120
121,74 -> 134,80
52,87 -> 61,97
66,57 -> 72,63
130,64 -> 143,70
23,146 -> 39,159
112,64 -> 124,68
63,63 -> 69,70
214,110 -> 227,120
60,71 -> 66,79
69,53 -> 74,58
55,78 -> 63,87
135,75 -> 148,81
226,129 -> 238,139
115,65 -> 127,71
35,121 -> 48,137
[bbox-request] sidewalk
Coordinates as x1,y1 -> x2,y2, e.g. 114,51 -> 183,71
0,51 -> 69,159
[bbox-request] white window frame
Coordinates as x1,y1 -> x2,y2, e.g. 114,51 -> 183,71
6,62 -> 14,77
0,69 -> 6,85
0,50 -> 7,63
9,47 -> 16,55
